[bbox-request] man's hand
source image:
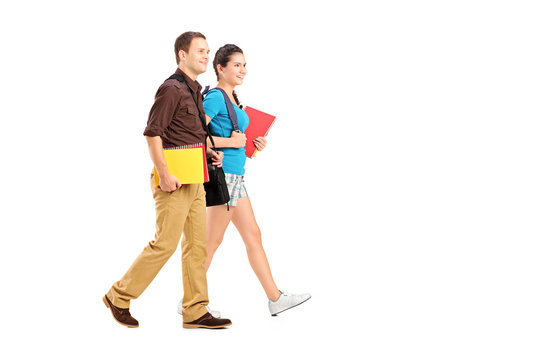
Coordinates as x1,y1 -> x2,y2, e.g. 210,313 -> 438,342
146,136 -> 181,192
159,173 -> 181,192
207,148 -> 224,167
230,131 -> 247,148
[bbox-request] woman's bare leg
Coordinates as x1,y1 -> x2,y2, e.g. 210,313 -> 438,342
205,205 -> 234,271
231,196 -> 281,301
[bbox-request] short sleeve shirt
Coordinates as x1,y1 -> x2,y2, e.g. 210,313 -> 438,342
143,68 -> 207,148
203,89 -> 249,175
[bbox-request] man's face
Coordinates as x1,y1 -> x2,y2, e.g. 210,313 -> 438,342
182,37 -> 210,75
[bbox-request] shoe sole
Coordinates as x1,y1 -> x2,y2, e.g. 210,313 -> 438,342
102,296 -> 139,328
183,321 -> 232,329
178,306 -> 221,318
271,295 -> 312,316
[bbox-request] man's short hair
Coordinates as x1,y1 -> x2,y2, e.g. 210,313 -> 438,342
174,32 -> 206,64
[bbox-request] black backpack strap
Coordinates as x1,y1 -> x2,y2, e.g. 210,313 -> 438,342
167,74 -> 217,150
202,85 -> 211,98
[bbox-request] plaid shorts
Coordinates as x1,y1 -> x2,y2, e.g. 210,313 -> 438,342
225,173 -> 248,207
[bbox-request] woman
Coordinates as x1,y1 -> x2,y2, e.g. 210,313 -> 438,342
180,44 -> 310,316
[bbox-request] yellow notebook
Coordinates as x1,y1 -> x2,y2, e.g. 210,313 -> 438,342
154,143 -> 209,187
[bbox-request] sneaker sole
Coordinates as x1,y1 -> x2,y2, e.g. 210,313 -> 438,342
183,321 -> 232,329
178,307 -> 221,318
103,296 -> 139,328
271,295 -> 312,316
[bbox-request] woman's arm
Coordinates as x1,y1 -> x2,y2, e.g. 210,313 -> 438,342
205,114 -> 247,149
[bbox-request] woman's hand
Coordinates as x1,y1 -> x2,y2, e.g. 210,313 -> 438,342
253,136 -> 267,151
230,131 -> 247,148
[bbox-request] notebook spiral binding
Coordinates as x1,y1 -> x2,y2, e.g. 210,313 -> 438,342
164,143 -> 203,151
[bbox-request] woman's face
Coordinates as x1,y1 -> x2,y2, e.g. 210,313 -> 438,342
219,52 -> 247,86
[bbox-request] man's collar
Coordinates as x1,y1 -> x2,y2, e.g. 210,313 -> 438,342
174,68 -> 201,93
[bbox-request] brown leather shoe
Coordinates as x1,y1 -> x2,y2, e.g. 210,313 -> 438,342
103,295 -> 139,328
183,312 -> 232,329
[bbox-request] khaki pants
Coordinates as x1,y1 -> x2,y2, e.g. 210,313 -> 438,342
107,175 -> 209,322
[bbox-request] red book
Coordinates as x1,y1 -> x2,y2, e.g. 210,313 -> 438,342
243,106 -> 277,158
202,144 -> 209,182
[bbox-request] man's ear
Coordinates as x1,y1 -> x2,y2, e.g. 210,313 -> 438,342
178,49 -> 187,62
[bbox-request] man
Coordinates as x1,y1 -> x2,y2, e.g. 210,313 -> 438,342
103,31 -> 232,329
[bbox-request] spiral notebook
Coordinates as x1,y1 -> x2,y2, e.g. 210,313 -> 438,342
154,143 -> 209,186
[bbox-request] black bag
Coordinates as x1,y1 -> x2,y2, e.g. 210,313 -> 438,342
167,74 -> 230,207
204,159 -> 230,207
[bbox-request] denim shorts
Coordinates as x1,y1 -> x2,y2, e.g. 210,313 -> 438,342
224,173 -> 248,207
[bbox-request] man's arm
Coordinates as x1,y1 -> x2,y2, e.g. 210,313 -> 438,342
146,135 -> 181,192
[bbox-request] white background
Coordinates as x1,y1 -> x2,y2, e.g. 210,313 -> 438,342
1,0 -> 539,359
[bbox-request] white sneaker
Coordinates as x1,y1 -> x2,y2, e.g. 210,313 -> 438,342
268,291 -> 312,316
177,302 -> 221,318
207,306 -> 221,318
